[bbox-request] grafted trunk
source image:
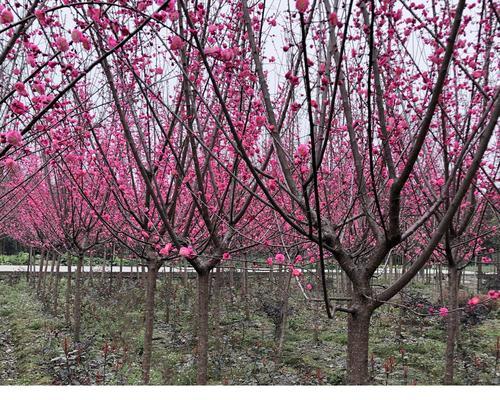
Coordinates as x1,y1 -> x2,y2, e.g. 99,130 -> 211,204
196,271 -> 210,385
142,259 -> 160,384
346,304 -> 372,384
444,266 -> 460,384
73,252 -> 84,342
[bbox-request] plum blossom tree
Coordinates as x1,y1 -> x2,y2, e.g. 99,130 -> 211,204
175,0 -> 499,384
0,0 -> 498,387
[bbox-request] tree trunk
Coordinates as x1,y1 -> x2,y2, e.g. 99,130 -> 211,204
196,271 -> 210,385
73,252 -> 84,342
53,255 -> 61,315
26,247 -> 32,283
346,305 -> 372,384
89,253 -> 94,288
213,268 -> 222,354
437,264 -> 444,304
163,265 -> 172,324
242,261 -> 249,321
276,274 -> 292,359
444,266 -> 460,384
65,255 -> 73,325
142,259 -> 160,384
36,250 -> 45,296
46,252 -> 56,305
118,254 -> 123,287
183,265 -> 189,306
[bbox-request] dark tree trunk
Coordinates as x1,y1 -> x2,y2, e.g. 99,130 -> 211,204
213,268 -> 222,354
26,247 -> 32,283
41,253 -> 50,299
53,255 -> 61,315
346,304 -> 372,384
142,259 -> 160,384
118,254 -> 123,287
444,266 -> 460,384
73,252 -> 84,342
276,274 -> 292,359
242,261 -> 249,321
46,252 -> 56,305
164,265 -> 173,324
196,271 -> 210,385
89,253 -> 94,288
65,255 -> 73,325
36,250 -> 45,295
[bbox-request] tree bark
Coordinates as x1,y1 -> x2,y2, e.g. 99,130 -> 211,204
53,255 -> 61,315
36,250 -> 45,295
26,247 -> 32,283
142,259 -> 160,384
73,252 -> 84,342
65,255 -> 73,325
213,268 -> 222,354
444,266 -> 460,384
196,271 -> 210,385
346,305 -> 372,384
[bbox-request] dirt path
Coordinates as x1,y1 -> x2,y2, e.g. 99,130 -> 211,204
0,315 -> 18,384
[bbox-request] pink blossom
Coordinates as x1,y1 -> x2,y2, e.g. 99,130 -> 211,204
71,29 -> 83,43
266,257 -> 273,266
14,82 -> 29,97
3,157 -> 16,169
205,46 -> 221,57
159,243 -> 173,256
33,82 -> 45,94
81,36 -> 91,50
434,177 -> 445,186
439,307 -> 449,317
275,253 -> 285,263
329,12 -> 338,26
468,296 -> 480,306
292,268 -> 302,277
487,290 -> 499,300
179,246 -> 195,259
0,8 -> 13,24
10,100 -> 28,115
220,48 -> 234,62
223,252 -> 231,260
56,36 -> 69,52
170,35 -> 184,51
295,0 -> 309,13
5,130 -> 22,146
296,143 -> 309,158
306,283 -> 313,291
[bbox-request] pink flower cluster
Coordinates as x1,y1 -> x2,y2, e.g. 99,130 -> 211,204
487,290 -> 500,300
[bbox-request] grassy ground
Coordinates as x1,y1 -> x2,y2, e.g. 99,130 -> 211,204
0,272 -> 498,385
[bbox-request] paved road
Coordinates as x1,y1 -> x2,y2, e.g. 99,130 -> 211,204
0,264 -> 487,275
